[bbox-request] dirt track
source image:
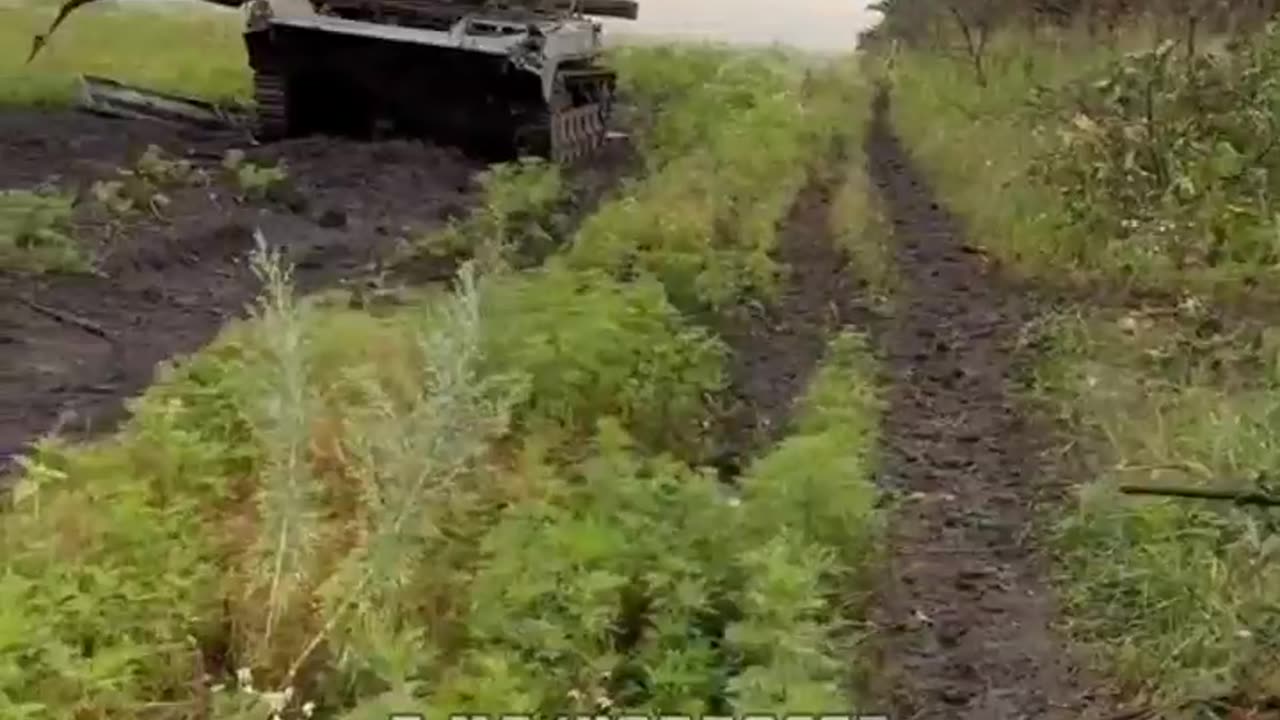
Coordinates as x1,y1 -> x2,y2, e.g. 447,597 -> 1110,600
0,110 -> 630,475
864,87 -> 1116,719
709,90 -> 1116,717
714,143 -> 875,471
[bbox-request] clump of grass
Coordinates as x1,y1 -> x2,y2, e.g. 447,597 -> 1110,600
91,144 -> 210,218
0,1 -> 250,107
480,262 -> 726,460
610,44 -> 808,168
394,158 -> 565,269
222,150 -> 289,202
1030,304 -> 1280,708
0,186 -> 87,273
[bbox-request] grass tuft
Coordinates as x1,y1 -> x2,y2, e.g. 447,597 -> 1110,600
0,187 -> 87,273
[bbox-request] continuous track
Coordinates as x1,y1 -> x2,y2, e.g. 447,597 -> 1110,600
252,69 -> 289,141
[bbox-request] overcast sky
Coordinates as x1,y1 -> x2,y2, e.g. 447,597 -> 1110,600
604,0 -> 882,52
115,0 -> 884,52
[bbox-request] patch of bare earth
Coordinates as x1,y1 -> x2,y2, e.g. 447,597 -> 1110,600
710,141 -> 876,476
864,87 -> 1118,720
0,110 -> 634,475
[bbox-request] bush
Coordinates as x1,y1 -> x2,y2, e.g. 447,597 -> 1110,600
394,158 -> 565,269
481,263 -> 725,459
1032,30 -> 1280,285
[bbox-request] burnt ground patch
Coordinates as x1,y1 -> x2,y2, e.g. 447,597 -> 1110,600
0,110 -> 635,476
864,87 -> 1118,719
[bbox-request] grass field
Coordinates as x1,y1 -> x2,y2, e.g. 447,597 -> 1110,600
0,0 -> 249,106
0,13 -> 888,716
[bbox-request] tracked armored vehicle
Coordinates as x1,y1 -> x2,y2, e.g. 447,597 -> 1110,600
32,0 -> 639,161
242,0 -> 639,160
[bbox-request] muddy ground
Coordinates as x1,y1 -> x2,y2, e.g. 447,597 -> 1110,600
0,109 -> 632,475
704,89 -> 1076,717
715,88 -> 1124,718
863,88 -> 1120,719
712,142 -> 877,474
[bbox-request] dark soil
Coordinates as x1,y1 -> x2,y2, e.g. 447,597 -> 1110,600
865,87 -> 1116,719
712,143 -> 876,476
0,110 -> 633,476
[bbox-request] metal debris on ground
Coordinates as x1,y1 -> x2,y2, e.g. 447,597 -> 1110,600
77,75 -> 250,131
1120,483 -> 1280,507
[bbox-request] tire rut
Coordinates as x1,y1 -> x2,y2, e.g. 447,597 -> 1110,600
866,87 -> 1112,720
713,143 -> 874,474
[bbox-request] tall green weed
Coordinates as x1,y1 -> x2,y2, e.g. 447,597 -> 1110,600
571,49 -> 869,311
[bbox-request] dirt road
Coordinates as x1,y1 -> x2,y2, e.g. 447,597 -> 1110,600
864,87 -> 1116,719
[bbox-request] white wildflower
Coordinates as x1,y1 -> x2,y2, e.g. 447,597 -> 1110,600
236,667 -> 254,692
260,687 -> 294,713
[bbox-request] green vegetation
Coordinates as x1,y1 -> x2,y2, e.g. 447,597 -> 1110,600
1031,304 -> 1280,708
571,47 -> 866,311
735,331 -> 885,697
876,6 -> 1280,713
0,143 -> 292,274
0,186 -> 86,273
222,150 -> 290,202
886,22 -> 1280,302
829,133 -> 894,307
1030,29 -> 1280,300
882,34 -> 1122,289
0,42 -> 887,720
394,158 -> 566,268
0,0 -> 249,107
